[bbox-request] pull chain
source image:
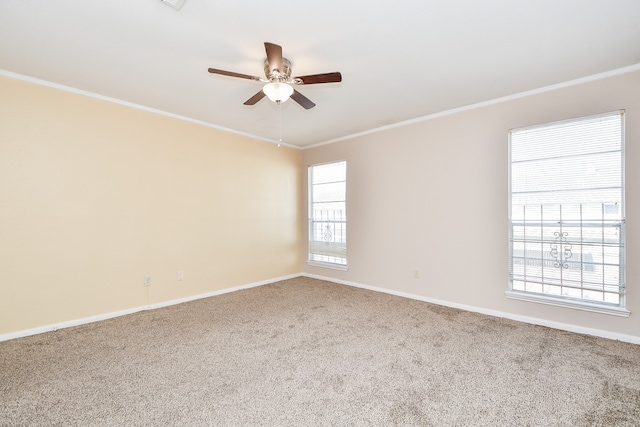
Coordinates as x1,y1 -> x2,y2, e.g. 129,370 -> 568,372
277,101 -> 282,147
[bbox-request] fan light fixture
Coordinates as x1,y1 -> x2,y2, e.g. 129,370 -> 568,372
263,82 -> 294,104
208,42 -> 341,109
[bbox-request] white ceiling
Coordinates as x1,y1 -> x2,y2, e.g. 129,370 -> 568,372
1,1 -> 639,148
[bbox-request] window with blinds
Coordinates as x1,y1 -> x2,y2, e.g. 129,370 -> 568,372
308,161 -> 347,269
508,111 -> 626,313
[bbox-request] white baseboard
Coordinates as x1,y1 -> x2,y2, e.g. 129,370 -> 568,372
0,307 -> 143,343
147,273 -> 300,310
302,273 -> 640,345
4,273 -> 638,345
0,273 -> 300,343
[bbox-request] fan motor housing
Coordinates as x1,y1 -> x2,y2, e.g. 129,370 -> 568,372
264,58 -> 292,82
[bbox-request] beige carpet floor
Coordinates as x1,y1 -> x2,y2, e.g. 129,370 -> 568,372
1,276 -> 640,426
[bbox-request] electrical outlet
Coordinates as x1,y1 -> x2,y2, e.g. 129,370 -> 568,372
178,271 -> 184,281
144,276 -> 152,287
414,270 -> 420,279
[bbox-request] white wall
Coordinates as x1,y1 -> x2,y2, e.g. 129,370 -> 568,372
303,69 -> 640,342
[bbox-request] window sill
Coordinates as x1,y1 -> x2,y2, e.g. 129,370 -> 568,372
307,261 -> 348,272
505,291 -> 630,317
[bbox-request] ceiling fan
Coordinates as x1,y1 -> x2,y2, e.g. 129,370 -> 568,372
208,42 -> 342,110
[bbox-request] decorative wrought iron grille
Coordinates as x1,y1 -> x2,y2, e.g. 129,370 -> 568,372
309,209 -> 346,265
510,203 -> 624,305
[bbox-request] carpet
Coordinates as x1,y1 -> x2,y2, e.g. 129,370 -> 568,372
1,276 -> 639,426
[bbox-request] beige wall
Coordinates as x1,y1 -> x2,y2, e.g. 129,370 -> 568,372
0,76 -> 302,336
303,70 -> 640,341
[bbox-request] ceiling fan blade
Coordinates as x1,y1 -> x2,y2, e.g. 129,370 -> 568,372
293,72 -> 342,85
243,90 -> 266,105
290,89 -> 316,110
208,68 -> 261,81
264,42 -> 283,74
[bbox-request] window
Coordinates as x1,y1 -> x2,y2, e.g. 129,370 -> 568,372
308,161 -> 347,269
508,111 -> 628,316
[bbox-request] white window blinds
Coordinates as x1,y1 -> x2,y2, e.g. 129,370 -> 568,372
509,111 -> 625,307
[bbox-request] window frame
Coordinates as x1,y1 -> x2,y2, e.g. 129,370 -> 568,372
307,160 -> 348,271
506,111 -> 629,317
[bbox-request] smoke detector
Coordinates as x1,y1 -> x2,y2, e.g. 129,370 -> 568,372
160,0 -> 186,10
